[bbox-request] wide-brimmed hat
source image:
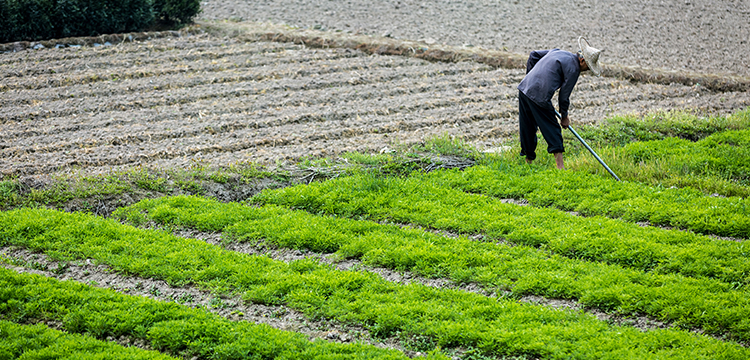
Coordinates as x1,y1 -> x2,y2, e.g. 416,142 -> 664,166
578,36 -> 603,76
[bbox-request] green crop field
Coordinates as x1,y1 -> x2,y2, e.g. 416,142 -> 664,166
2,8 -> 750,357
1,106 -> 750,359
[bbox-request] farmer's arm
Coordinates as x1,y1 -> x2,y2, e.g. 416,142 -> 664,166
526,50 -> 550,74
559,115 -> 570,129
557,62 -> 580,119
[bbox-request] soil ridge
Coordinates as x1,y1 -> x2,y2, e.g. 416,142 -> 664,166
4,21 -> 749,93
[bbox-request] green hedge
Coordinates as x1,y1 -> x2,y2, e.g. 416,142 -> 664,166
0,0 -> 200,43
153,0 -> 201,25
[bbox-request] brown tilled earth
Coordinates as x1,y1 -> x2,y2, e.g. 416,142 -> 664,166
199,0 -> 750,77
1,0 -> 749,179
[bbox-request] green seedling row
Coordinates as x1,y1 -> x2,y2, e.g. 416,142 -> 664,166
113,195 -> 750,343
0,268 -> 420,360
421,161 -> 750,239
565,114 -> 750,198
0,320 -> 177,360
574,108 -> 750,145
251,173 -> 750,286
614,129 -> 750,185
2,208 -> 748,358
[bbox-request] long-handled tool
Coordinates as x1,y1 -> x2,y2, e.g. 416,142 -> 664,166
554,110 -> 621,181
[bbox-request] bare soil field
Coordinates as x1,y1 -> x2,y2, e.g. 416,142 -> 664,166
2,24 -> 749,179
199,0 -> 750,78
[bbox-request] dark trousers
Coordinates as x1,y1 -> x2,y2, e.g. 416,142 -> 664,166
518,91 -> 564,160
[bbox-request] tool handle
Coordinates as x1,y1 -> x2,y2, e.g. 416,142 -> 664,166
554,110 -> 621,181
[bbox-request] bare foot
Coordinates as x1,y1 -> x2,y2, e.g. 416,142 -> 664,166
554,152 -> 564,169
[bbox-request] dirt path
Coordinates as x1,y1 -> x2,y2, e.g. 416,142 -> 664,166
2,30 -> 749,179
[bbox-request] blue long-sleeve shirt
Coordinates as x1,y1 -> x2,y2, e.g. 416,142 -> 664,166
517,49 -> 580,119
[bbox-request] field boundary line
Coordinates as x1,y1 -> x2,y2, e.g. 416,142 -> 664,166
0,29 -> 201,53
3,21 -> 748,92
207,21 -> 750,93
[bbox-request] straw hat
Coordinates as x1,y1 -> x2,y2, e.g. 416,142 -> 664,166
578,36 -> 603,76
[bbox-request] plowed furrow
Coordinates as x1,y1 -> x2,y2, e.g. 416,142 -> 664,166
0,62 -> 508,126
0,102 -> 519,176
0,53 -> 485,116
0,49 -> 364,92
0,41 -> 303,78
0,36 -> 308,67
3,32 -> 750,177
0,58 -> 487,108
1,40 -> 433,92
0,84 -> 517,155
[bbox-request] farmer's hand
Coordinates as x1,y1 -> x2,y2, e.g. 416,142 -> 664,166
560,116 -> 570,129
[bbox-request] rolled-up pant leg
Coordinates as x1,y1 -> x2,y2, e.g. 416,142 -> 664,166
536,106 -> 564,154
518,91 -> 564,158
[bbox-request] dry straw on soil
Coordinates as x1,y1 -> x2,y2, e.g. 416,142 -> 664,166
0,30 -> 196,52
3,21 -> 748,177
212,22 -> 750,93
4,21 -> 749,92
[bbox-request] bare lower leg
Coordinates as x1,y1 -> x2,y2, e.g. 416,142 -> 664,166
554,152 -> 564,169
525,158 -> 533,164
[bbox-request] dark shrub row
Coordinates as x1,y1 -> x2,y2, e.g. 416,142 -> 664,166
153,0 -> 200,25
0,0 -> 200,43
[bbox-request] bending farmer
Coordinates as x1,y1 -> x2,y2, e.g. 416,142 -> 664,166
517,36 -> 602,169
